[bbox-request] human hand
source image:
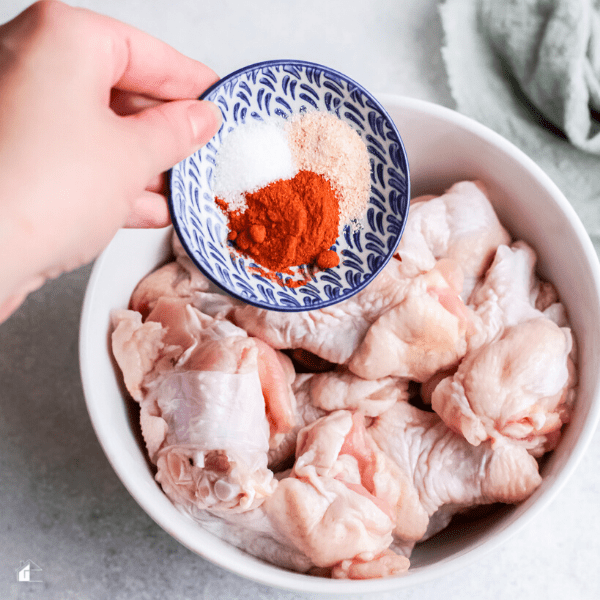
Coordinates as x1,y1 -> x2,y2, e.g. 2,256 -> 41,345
0,1 -> 222,321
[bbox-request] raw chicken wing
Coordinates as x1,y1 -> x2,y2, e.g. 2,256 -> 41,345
348,260 -> 472,381
151,335 -> 276,513
265,411 -> 418,577
112,301 -> 299,513
369,402 -> 542,519
395,181 -> 511,298
431,318 -> 575,454
468,241 -> 568,346
265,452 -> 392,569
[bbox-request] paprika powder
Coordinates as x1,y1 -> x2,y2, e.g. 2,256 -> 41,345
216,170 -> 341,275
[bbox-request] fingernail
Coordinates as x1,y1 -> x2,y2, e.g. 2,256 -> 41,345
188,101 -> 222,145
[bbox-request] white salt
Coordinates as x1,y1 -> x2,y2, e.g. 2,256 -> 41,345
214,120 -> 296,210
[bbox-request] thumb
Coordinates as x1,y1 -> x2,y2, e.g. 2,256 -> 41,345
127,99 -> 222,175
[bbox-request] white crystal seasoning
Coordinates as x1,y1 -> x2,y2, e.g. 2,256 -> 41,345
213,120 -> 296,211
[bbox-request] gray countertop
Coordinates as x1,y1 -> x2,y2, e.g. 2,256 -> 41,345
1,1 -> 599,599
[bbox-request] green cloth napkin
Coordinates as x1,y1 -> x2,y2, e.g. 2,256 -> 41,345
440,0 -> 600,253
480,0 -> 600,154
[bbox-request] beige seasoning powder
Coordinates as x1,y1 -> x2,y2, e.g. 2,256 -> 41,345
286,112 -> 371,227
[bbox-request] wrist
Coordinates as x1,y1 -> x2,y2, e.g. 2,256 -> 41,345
0,203 -> 46,322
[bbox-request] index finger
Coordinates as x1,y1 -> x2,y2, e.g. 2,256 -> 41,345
75,5 -> 220,100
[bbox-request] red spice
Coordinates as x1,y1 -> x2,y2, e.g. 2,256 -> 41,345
249,224 -> 266,243
248,263 -> 314,288
216,170 -> 340,274
236,230 -> 250,251
316,249 -> 340,270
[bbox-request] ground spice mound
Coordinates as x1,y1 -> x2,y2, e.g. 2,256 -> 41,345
286,111 -> 371,225
216,170 -> 340,272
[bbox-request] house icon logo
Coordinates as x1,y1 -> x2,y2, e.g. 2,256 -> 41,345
16,560 -> 43,582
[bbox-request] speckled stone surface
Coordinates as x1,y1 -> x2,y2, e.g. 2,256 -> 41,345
1,1 -> 599,599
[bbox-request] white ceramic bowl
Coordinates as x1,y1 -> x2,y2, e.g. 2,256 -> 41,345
79,95 -> 600,595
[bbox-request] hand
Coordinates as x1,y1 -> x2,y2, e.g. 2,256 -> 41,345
0,1 -> 222,321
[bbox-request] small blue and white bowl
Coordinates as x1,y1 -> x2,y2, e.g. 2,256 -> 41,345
168,59 -> 410,311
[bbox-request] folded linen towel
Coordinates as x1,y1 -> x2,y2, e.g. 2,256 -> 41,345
480,0 -> 600,154
441,0 -> 600,253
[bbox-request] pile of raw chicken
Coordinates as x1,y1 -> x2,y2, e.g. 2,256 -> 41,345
111,181 -> 577,580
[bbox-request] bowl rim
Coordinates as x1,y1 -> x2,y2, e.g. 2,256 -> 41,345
167,59 -> 410,313
82,94 -> 600,594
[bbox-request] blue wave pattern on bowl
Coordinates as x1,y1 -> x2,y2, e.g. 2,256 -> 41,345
169,60 -> 409,312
